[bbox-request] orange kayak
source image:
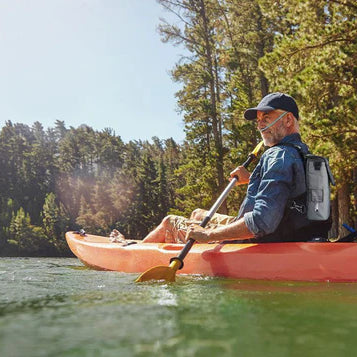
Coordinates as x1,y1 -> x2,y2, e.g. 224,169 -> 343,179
65,231 -> 357,282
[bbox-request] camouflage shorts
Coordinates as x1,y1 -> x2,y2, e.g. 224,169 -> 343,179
164,212 -> 237,244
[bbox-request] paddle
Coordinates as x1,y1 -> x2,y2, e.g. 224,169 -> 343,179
135,141 -> 265,282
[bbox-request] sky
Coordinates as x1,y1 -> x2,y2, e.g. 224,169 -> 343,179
0,0 -> 186,143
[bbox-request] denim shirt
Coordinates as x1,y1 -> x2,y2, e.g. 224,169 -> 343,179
238,133 -> 309,237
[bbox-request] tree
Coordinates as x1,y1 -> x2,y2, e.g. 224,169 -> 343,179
95,128 -> 125,177
8,207 -> 50,256
157,0 -> 274,215
42,192 -> 71,255
76,196 -> 96,233
158,0 -> 228,210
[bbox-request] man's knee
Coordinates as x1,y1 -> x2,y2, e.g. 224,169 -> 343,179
160,215 -> 177,229
190,208 -> 207,220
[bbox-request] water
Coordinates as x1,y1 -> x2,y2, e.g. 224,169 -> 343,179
1,258 -> 357,357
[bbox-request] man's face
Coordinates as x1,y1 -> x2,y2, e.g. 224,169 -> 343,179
257,109 -> 288,147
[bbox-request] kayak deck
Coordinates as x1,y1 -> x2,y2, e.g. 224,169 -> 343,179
65,231 -> 357,282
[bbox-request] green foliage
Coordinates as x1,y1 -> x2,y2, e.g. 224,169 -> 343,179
8,207 -> 51,256
0,120 -> 182,255
42,193 -> 71,255
157,0 -> 270,214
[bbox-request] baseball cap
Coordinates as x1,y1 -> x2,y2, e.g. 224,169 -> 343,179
244,92 -> 299,120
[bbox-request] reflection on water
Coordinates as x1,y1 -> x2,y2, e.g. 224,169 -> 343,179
1,258 -> 357,356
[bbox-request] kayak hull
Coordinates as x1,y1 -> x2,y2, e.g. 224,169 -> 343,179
66,231 -> 357,282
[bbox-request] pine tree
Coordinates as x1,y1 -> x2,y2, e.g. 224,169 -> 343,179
42,192 -> 71,254
158,0 -> 227,210
9,207 -> 50,256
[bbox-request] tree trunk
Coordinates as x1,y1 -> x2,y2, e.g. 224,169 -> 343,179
353,167 -> 357,229
337,182 -> 351,237
330,197 -> 338,239
199,0 -> 226,213
256,6 -> 269,96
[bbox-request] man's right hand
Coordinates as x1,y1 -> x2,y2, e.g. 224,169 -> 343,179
230,166 -> 250,185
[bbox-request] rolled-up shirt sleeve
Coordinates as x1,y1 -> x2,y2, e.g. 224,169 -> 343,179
243,156 -> 293,237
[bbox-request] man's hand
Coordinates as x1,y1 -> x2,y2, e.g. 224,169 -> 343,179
185,224 -> 211,243
230,166 -> 250,185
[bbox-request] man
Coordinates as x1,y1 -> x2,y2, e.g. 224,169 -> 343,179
143,92 -> 323,244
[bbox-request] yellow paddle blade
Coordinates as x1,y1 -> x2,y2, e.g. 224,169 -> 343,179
135,259 -> 181,283
252,141 -> 264,156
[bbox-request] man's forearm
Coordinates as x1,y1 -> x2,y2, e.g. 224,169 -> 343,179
208,217 -> 254,242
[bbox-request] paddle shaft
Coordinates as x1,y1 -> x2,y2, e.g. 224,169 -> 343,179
172,152 -> 258,267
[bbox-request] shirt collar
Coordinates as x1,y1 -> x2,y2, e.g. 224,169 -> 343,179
279,133 -> 302,145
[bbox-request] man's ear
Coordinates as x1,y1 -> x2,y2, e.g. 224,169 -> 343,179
286,112 -> 294,127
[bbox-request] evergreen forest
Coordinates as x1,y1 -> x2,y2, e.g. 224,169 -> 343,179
1,0 -> 356,256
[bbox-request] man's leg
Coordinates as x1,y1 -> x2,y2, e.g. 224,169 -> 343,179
142,216 -> 171,243
142,215 -> 189,243
142,209 -> 236,243
189,208 -> 208,221
190,208 -> 236,225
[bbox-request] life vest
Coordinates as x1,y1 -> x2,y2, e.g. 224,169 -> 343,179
254,143 -> 335,243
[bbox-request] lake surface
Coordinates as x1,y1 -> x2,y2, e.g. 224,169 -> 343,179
1,257 -> 357,357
